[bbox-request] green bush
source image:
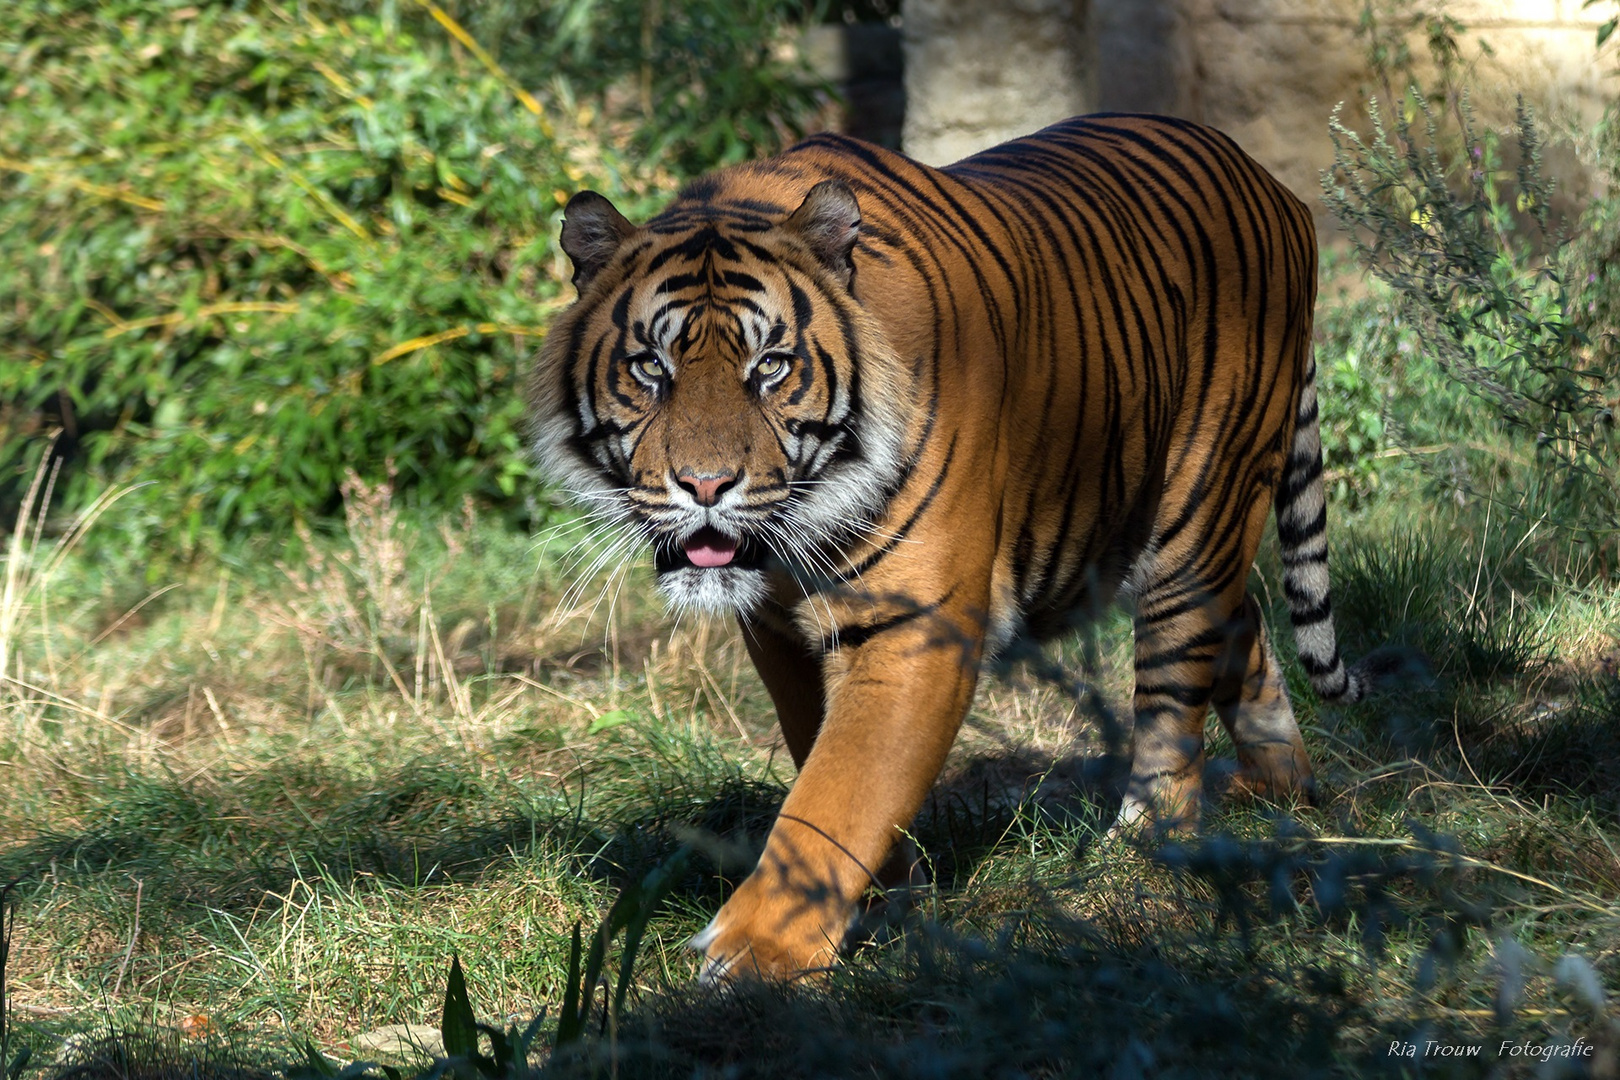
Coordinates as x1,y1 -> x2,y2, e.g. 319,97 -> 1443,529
1564,110 -> 1620,434
2,1 -> 564,547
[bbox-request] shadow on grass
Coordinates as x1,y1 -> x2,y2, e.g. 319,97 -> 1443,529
7,518 -> 1616,1077
6,518 -> 1562,930
0,741 -> 1121,935
569,918 -> 1359,1079
42,1032 -> 275,1080
535,810 -> 1605,1079
0,761 -> 764,919
9,817 -> 1536,1080
1261,524 -> 1620,814
1473,679 -> 1620,819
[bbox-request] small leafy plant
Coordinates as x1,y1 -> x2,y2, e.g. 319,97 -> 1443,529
438,955 -> 547,1080
292,847 -> 690,1080
553,847 -> 691,1048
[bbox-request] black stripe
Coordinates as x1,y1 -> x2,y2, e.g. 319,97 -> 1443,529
1298,650 -> 1343,676
1289,599 -> 1333,627
1133,681 -> 1213,707
1276,504 -> 1328,547
843,435 -> 958,579
831,601 -> 940,651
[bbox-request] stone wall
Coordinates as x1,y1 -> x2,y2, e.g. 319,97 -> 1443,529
900,0 -> 1095,166
900,0 -> 1613,221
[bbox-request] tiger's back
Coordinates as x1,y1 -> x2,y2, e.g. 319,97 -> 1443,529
530,114 -> 1371,980
696,116 -> 1325,651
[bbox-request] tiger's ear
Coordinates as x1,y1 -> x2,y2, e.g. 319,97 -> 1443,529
784,180 -> 861,288
560,191 -> 636,291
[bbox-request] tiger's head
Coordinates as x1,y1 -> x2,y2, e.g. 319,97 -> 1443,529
527,179 -> 915,615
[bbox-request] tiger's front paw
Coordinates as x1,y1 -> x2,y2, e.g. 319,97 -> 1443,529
688,873 -> 849,983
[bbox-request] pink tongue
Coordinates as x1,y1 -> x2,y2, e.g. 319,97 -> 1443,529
684,527 -> 738,568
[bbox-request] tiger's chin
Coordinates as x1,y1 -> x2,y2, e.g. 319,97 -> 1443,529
656,565 -> 770,616
652,534 -> 772,615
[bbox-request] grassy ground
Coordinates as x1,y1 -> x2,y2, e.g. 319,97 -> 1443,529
3,466 -> 1619,1078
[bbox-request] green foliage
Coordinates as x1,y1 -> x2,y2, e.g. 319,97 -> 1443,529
419,953 -> 549,1080
1332,524 -> 1550,687
1156,824 -> 1492,971
294,1040 -> 402,1080
439,955 -> 482,1067
280,851 -> 693,1080
1322,19 -> 1620,558
1586,0 -> 1620,53
1313,295 -> 1392,507
552,846 -> 689,1049
1564,110 -> 1620,432
1353,0 -> 1480,109
0,0 -> 595,547
440,0 -> 830,175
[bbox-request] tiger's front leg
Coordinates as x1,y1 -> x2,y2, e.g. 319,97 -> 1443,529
694,599 -> 985,981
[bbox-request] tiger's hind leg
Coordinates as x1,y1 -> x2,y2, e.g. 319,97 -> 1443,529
1114,462 -> 1292,833
1211,593 -> 1316,804
1116,586 -> 1318,833
1115,579 -> 1249,833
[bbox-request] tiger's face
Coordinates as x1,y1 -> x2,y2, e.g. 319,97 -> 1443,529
528,181 -> 915,614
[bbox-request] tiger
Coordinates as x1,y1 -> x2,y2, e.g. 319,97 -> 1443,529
526,113 -> 1386,982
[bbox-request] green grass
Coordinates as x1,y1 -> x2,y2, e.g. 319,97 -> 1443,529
3,466 -> 1619,1078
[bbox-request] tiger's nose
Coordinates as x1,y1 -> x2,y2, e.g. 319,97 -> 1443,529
675,468 -> 739,507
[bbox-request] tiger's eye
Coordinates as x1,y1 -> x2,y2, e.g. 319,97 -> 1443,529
756,354 -> 790,379
633,356 -> 664,381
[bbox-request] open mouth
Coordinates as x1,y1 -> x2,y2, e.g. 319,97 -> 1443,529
655,527 -> 763,573
684,526 -> 738,568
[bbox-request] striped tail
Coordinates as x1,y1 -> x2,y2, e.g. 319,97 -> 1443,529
1274,351 -> 1375,703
